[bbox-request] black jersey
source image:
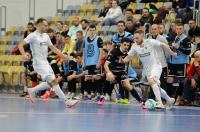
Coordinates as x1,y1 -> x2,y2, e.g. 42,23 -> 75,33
107,47 -> 128,72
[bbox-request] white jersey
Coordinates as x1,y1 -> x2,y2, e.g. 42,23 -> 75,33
128,39 -> 162,76
149,35 -> 168,68
24,31 -> 52,65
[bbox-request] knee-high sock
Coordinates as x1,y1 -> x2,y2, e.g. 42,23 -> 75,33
52,84 -> 66,102
160,88 -> 171,102
151,84 -> 162,102
130,88 -> 142,102
29,82 -> 49,94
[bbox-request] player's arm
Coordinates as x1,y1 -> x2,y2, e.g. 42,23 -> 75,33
104,61 -> 115,82
160,42 -> 177,56
19,40 -> 29,59
49,45 -> 68,60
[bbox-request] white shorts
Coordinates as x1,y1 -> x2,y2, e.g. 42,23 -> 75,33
33,64 -> 55,83
144,65 -> 162,85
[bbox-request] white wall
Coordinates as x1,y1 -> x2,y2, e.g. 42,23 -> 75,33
0,0 -> 86,29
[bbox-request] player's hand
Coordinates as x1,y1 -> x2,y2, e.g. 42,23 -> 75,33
191,79 -> 197,89
22,53 -> 30,61
106,72 -> 115,82
172,42 -> 179,49
119,57 -> 125,63
96,62 -> 101,69
173,52 -> 178,57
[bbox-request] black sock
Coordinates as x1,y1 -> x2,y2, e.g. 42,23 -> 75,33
130,89 -> 142,102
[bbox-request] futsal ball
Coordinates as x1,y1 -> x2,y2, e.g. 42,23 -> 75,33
144,99 -> 156,109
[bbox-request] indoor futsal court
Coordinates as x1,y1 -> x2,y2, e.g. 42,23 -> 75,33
0,95 -> 200,132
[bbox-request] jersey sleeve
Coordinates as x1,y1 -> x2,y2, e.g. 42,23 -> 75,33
128,45 -> 136,56
97,37 -> 103,48
46,35 -> 53,46
24,33 -> 34,44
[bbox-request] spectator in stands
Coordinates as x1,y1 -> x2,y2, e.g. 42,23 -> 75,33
55,32 -> 65,52
166,23 -> 191,105
80,19 -> 89,37
47,28 -> 56,45
125,19 -> 136,35
158,23 -> 168,38
101,0 -> 123,26
154,6 -> 169,24
182,51 -> 200,105
68,17 -> 82,40
98,0 -> 110,20
62,35 -> 74,55
61,23 -> 69,37
74,31 -> 84,53
56,21 -> 63,33
191,32 -> 200,55
188,19 -> 200,42
139,8 -> 154,26
125,9 -> 136,23
24,22 -> 36,38
167,22 -> 177,44
112,21 -> 134,46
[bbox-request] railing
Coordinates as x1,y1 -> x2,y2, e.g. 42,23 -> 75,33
193,0 -> 200,26
0,5 -> 7,35
29,0 -> 36,22
56,0 -> 64,16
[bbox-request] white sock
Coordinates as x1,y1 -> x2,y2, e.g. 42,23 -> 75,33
160,88 -> 171,102
151,84 -> 162,102
29,82 -> 49,94
52,84 -> 67,102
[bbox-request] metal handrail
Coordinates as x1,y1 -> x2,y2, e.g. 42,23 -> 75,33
56,0 -> 64,16
29,0 -> 35,22
0,5 -> 7,35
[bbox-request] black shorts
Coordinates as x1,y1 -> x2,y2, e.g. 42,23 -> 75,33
167,63 -> 187,78
112,71 -> 128,83
162,67 -> 168,78
85,65 -> 102,76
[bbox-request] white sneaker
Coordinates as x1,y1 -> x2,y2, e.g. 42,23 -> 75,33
166,98 -> 175,109
155,102 -> 165,109
66,92 -> 71,99
104,94 -> 110,101
66,99 -> 78,108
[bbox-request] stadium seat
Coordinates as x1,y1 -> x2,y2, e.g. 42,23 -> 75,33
155,2 -> 164,9
133,14 -> 142,21
0,45 -> 9,55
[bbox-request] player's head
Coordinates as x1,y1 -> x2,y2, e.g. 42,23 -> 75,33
117,21 -> 126,33
151,23 -> 159,36
35,18 -> 49,33
88,24 -> 96,38
120,38 -> 131,52
27,22 -> 35,32
194,50 -> 200,63
102,48 -> 108,59
176,23 -> 184,36
134,29 -> 144,44
74,52 -> 83,64
158,23 -> 165,35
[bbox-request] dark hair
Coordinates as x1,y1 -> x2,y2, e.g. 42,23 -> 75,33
74,52 -> 83,58
176,22 -> 184,27
55,32 -> 61,35
117,20 -> 125,26
121,37 -> 131,44
35,18 -> 47,25
158,23 -> 165,27
102,48 -> 108,54
188,19 -> 196,22
27,22 -> 34,26
126,8 -> 134,14
81,19 -> 89,24
112,0 -> 119,5
89,24 -> 96,29
134,29 -> 144,34
47,28 -> 54,33
142,7 -> 149,12
76,30 -> 83,35
127,19 -> 134,23
57,21 -> 63,25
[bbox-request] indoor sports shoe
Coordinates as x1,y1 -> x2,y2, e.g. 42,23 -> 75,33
155,102 -> 165,109
97,97 -> 105,105
19,92 -> 28,97
166,98 -> 175,109
122,99 -> 130,104
66,100 -> 78,108
117,99 -> 124,103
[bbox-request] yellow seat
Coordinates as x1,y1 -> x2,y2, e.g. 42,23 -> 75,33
155,2 -> 163,9
13,55 -> 23,66
0,45 -> 9,55
91,15 -> 98,21
0,66 -> 12,85
133,14 -> 142,21
130,55 -> 142,69
128,3 -> 137,11
12,66 -> 25,86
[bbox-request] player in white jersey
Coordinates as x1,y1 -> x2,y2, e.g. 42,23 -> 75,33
123,30 -> 177,108
18,18 -> 78,108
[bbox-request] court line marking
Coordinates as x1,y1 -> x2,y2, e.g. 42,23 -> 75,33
0,111 -> 200,117
0,115 -> 8,118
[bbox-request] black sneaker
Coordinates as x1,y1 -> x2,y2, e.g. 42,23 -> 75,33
19,92 -> 28,97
